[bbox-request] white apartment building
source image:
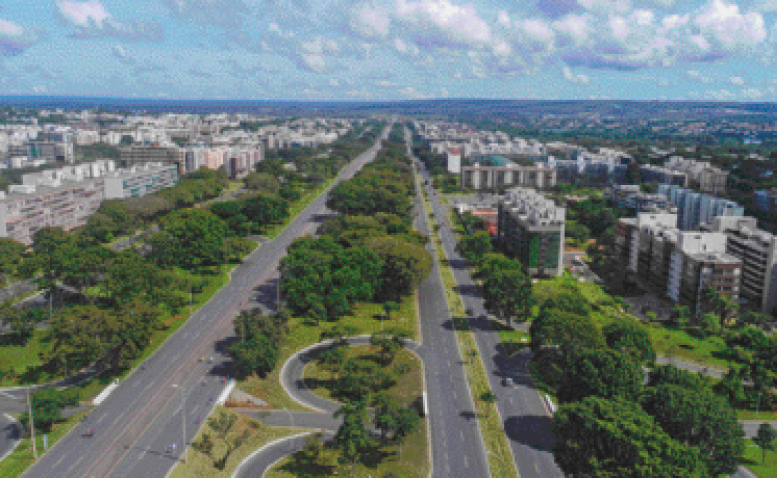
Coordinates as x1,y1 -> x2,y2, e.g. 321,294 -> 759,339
703,216 -> 777,314
103,162 -> 179,199
447,148 -> 461,174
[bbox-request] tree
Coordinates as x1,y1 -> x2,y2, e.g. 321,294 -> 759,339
382,301 -> 400,321
754,423 -> 777,464
480,391 -> 498,417
0,237 -> 26,286
243,172 -> 280,195
192,432 -> 214,461
227,334 -> 278,378
530,308 -> 604,361
698,312 -> 721,338
207,411 -> 253,470
101,251 -> 184,310
333,400 -> 371,464
713,366 -> 746,405
458,231 -> 493,262
554,396 -> 708,477
641,383 -> 745,476
45,305 -> 113,374
210,201 -> 251,237
150,208 -> 229,270
648,364 -> 712,390
558,349 -> 643,403
367,236 -> 432,301
603,320 -> 656,364
482,268 -> 533,325
370,329 -> 409,365
241,193 -> 289,231
19,388 -> 79,433
671,304 -> 691,329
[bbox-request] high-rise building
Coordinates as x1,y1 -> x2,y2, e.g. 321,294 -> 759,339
658,184 -> 744,230
703,216 -> 777,314
642,165 -> 688,187
497,187 -> 565,277
103,162 -> 179,199
447,147 -> 461,174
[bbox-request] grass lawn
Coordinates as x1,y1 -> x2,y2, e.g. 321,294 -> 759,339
239,294 -> 419,411
741,438 -> 777,477
169,407 -> 300,478
645,323 -> 730,369
420,181 -> 519,478
303,345 -> 424,406
0,410 -> 89,478
267,421 -> 429,478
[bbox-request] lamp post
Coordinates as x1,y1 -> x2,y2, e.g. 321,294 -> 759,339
172,384 -> 187,463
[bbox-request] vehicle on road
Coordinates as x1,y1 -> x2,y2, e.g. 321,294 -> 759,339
82,428 -> 95,438
466,308 -> 473,316
502,377 -> 514,387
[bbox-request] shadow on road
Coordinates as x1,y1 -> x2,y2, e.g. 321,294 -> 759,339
505,415 -> 555,452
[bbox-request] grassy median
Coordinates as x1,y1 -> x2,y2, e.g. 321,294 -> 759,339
418,180 -> 520,478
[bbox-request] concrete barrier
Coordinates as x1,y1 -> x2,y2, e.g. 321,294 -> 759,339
92,379 -> 120,405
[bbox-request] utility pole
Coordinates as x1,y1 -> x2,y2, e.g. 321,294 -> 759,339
27,388 -> 37,459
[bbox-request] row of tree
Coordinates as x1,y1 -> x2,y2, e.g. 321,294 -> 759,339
529,286 -> 745,476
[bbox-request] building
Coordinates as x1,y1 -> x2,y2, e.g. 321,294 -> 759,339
447,147 -> 461,174
497,187 -> 565,277
658,184 -> 744,231
605,185 -> 676,213
461,156 -> 557,191
615,213 -> 742,315
703,216 -> 777,314
663,157 -> 729,194
0,177 -> 104,244
119,146 -> 182,172
667,232 -> 741,317
642,165 -> 688,187
103,162 -> 179,199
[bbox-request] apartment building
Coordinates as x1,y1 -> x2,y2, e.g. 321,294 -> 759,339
103,162 -> 179,199
642,165 -> 688,187
461,156 -> 557,191
615,213 -> 742,315
447,147 -> 461,174
658,184 -> 744,231
119,146 -> 182,172
703,216 -> 777,314
606,185 -> 676,213
663,157 -> 729,194
0,177 -> 104,244
497,187 -> 565,277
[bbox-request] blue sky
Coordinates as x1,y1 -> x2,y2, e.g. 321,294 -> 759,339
1,0 -> 777,101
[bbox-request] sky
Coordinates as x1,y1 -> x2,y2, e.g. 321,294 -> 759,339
1,0 -> 777,101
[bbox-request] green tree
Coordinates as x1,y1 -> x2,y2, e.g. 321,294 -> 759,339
0,237 -> 26,286
382,301 -> 400,320
227,334 -> 278,378
458,231 -> 493,262
671,304 -> 691,329
714,366 -> 746,405
603,320 -> 656,364
207,411 -> 253,470
558,349 -> 643,403
333,400 -> 371,464
19,388 -> 80,433
754,423 -> 777,464
370,329 -> 409,365
482,268 -> 533,325
210,201 -> 251,237
480,390 -> 498,417
554,397 -> 709,478
648,365 -> 712,390
101,251 -> 185,310
243,172 -> 280,195
149,208 -> 229,270
192,433 -> 214,462
45,305 -> 113,374
641,384 -> 745,476
367,236 -> 432,301
530,308 -> 604,361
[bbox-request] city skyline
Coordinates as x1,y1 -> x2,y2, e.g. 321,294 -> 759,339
1,0 -> 777,101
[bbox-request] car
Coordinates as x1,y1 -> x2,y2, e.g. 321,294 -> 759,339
466,308 -> 473,316
502,377 -> 514,387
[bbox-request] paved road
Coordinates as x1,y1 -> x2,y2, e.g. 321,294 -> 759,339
0,413 -> 21,462
232,131 -> 492,478
20,124 -> 393,478
409,127 -> 564,478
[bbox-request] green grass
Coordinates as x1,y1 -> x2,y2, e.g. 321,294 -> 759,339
303,345 -> 424,406
238,294 -> 419,411
419,178 -> 519,478
169,407 -> 300,478
645,323 -> 730,369
741,438 -> 777,477
0,410 -> 89,478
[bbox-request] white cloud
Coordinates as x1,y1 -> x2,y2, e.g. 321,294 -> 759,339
394,0 -> 492,49
562,66 -> 590,83
742,87 -> 763,99
729,76 -> 745,85
57,0 -> 163,41
400,85 -> 428,99
0,19 -> 41,56
693,0 -> 766,50
161,0 -> 250,30
349,3 -> 391,39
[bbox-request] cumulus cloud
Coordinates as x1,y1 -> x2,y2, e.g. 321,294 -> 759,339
730,76 -> 745,85
562,66 -> 590,83
57,0 -> 163,42
0,19 -> 42,56
394,0 -> 492,50
692,0 -> 766,51
348,3 -> 391,39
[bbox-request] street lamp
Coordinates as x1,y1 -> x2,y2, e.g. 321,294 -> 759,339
172,384 -> 187,463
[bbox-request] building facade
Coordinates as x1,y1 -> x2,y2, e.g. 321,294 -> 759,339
461,156 -> 557,191
642,165 -> 688,187
703,216 -> 777,314
497,187 -> 565,277
658,184 -> 744,231
103,163 -> 179,199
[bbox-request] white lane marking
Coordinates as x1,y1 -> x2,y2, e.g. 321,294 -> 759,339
95,413 -> 106,424
52,454 -> 67,468
464,455 -> 469,468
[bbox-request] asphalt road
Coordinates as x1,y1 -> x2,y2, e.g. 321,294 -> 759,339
408,127 -> 564,478
20,124 -> 393,478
